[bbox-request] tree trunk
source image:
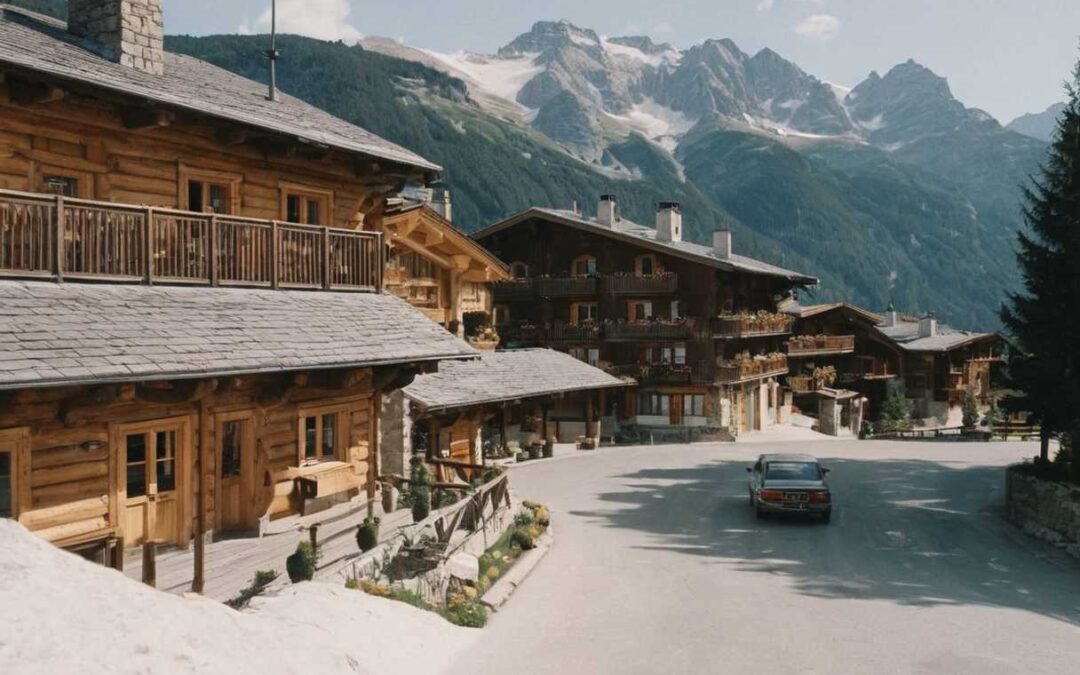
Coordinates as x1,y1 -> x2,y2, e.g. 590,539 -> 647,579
1040,426 -> 1050,464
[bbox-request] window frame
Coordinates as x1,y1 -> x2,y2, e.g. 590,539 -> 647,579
628,299 -> 653,321
178,165 -> 241,214
510,261 -> 529,279
297,403 -> 351,466
0,427 -> 30,521
571,301 -> 599,325
34,163 -> 93,199
634,254 -> 659,277
571,254 -> 598,278
280,182 -> 334,226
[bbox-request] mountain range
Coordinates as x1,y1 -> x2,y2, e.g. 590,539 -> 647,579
125,16 -> 1061,328
1007,102 -> 1067,142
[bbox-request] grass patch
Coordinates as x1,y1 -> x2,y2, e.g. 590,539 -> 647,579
227,569 -> 279,609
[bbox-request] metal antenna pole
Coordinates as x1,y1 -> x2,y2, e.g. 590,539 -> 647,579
265,0 -> 279,101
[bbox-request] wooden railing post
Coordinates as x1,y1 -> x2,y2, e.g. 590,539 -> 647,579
271,221 -> 280,289
376,232 -> 384,293
321,226 -> 331,290
309,523 -> 319,562
208,213 -> 219,286
142,541 -> 157,587
53,195 -> 65,281
144,207 -> 154,285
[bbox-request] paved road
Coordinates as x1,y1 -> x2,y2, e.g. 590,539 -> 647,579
446,439 -> 1080,675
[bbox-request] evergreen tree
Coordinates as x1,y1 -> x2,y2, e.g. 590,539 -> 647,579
1001,55 -> 1080,468
961,388 -> 980,429
878,383 -> 914,433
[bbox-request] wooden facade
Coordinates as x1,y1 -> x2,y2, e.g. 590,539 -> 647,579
375,201 -> 509,343
475,202 -> 813,434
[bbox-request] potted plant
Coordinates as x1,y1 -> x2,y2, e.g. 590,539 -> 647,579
381,481 -> 399,513
286,541 -> 316,583
356,516 -> 380,552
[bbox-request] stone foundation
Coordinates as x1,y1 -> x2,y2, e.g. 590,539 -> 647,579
1006,465 -> 1080,559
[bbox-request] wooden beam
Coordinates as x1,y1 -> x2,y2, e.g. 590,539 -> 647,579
389,232 -> 452,268
58,385 -> 122,425
121,107 -> 175,130
214,127 -> 249,146
450,254 -> 472,273
9,79 -> 64,106
134,379 -> 217,405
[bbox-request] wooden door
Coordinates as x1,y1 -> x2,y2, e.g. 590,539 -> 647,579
669,394 -> 684,426
216,411 -> 256,533
116,417 -> 191,547
0,427 -> 30,522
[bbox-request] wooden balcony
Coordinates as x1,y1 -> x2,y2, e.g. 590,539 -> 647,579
785,334 -> 856,357
0,189 -> 382,291
716,354 -> 789,384
536,276 -> 598,298
712,312 -> 794,339
492,279 -> 534,301
787,375 -> 818,394
545,322 -> 602,343
604,320 -> 694,342
499,324 -> 541,345
603,272 -> 678,295
639,362 -> 715,386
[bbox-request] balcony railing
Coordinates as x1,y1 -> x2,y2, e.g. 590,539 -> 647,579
716,354 -> 789,384
603,272 -> 678,295
0,189 -> 382,291
499,323 -> 542,345
492,279 -> 534,301
536,276 -> 598,298
712,312 -> 794,339
785,334 -> 856,357
604,319 -> 695,341
787,375 -> 817,394
545,322 -> 602,343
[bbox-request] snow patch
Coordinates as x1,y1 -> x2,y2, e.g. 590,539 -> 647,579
420,49 -> 544,107
859,113 -> 886,131
604,97 -> 697,141
600,38 -> 682,68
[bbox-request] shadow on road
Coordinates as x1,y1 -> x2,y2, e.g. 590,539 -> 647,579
570,456 -> 1080,626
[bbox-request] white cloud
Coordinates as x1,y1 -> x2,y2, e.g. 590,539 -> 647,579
239,0 -> 363,43
756,0 -> 775,11
794,14 -> 841,41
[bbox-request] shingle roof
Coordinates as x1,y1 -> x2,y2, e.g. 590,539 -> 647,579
403,348 -> 627,412
0,5 -> 439,174
0,281 -> 476,390
783,301 -> 885,325
875,319 -> 1000,352
473,207 -> 817,284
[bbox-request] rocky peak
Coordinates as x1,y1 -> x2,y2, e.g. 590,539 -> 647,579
498,20 -> 601,58
607,35 -> 674,55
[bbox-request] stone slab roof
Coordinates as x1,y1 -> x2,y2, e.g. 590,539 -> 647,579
0,281 -> 476,390
0,5 -> 439,174
403,348 -> 627,412
875,319 -> 1001,353
473,207 -> 817,284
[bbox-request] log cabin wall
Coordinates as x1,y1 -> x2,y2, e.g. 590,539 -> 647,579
0,370 -> 375,551
0,83 -> 390,229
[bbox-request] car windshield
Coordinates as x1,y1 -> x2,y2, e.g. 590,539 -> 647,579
765,462 -> 821,481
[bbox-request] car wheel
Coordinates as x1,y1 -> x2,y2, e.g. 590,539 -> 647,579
820,509 -> 832,524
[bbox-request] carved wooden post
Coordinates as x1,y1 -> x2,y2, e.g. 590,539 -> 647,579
142,541 -> 157,587
192,532 -> 205,594
270,220 -> 280,289
208,213 -> 219,286
53,194 -> 64,280
144,207 -> 155,284
322,225 -> 331,290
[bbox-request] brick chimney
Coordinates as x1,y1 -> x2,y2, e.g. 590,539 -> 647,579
918,312 -> 937,338
597,194 -> 619,227
656,202 -> 682,242
68,0 -> 164,75
713,229 -> 732,259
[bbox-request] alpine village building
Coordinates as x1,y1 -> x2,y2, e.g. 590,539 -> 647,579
474,196 -> 818,438
0,1 -> 476,572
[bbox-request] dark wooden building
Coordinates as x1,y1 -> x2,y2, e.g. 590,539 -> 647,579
473,196 -> 817,436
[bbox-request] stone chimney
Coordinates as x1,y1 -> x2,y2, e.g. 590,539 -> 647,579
713,229 -> 732,259
918,312 -> 937,338
597,194 -> 619,227
656,202 -> 682,243
884,303 -> 898,327
68,0 -> 164,75
433,189 -> 452,222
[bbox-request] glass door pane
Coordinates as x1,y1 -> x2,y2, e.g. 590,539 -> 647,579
155,431 -> 176,493
126,433 -> 148,498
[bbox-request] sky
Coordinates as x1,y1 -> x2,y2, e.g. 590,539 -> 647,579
162,0 -> 1080,123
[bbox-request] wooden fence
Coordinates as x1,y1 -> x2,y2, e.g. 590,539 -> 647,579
0,189 -> 383,292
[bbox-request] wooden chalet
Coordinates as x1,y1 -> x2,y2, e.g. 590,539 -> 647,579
373,192 -> 510,346
473,196 -> 818,437
0,1 -> 476,575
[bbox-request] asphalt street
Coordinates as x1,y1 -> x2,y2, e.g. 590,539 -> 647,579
446,438 -> 1080,674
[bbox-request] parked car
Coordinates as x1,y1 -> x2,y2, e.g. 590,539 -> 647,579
746,453 -> 832,523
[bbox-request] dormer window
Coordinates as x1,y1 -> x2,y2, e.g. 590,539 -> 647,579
511,262 -> 529,279
635,254 -> 657,277
572,255 -> 597,278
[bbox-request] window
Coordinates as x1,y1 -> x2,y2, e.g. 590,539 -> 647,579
572,255 -> 597,278
635,255 -> 657,276
637,393 -> 671,416
570,347 -> 600,366
299,406 -> 347,463
646,344 -> 687,365
494,305 -> 510,326
220,420 -> 243,478
126,433 -> 148,498
671,300 -> 681,321
765,462 -> 821,481
572,302 -> 599,325
0,452 -> 11,518
683,394 -> 705,417
511,262 -> 529,279
629,300 -> 653,321
0,428 -> 29,521
41,175 -> 80,197
155,431 -> 176,493
281,183 -> 333,225
180,167 -> 240,214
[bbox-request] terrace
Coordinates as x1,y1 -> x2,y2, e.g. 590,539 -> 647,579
0,189 -> 383,292
712,311 -> 794,339
716,353 -> 789,384
786,334 -> 856,357
603,272 -> 678,295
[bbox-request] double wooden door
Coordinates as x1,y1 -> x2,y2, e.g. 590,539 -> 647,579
116,417 -> 191,547
215,411 -> 256,533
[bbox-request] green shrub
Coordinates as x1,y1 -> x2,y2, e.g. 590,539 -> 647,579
356,517 -> 380,552
510,528 -> 535,551
345,578 -> 360,590
411,486 -> 431,522
389,586 -> 426,608
961,388 -> 979,429
286,541 -> 317,583
443,600 -> 488,628
878,384 -> 914,432
254,569 -> 279,588
436,489 -> 460,509
513,508 -> 535,528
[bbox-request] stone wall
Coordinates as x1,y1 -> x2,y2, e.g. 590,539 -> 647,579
69,0 -> 164,74
1006,465 -> 1080,559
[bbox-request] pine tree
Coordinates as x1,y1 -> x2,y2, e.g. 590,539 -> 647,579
961,388 -> 980,429
1001,55 -> 1080,469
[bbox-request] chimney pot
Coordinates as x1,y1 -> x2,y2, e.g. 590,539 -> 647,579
884,303 -> 898,327
713,229 -> 732,259
918,312 -> 937,338
597,194 -> 619,227
68,0 -> 165,75
656,201 -> 682,242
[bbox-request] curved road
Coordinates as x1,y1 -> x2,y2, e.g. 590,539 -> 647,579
447,439 -> 1080,674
